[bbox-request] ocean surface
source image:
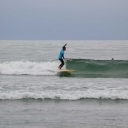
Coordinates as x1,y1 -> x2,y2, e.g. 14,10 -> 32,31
0,40 -> 128,128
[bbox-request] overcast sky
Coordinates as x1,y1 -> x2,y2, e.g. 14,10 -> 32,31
0,0 -> 128,40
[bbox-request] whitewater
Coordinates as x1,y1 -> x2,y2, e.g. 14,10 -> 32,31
0,60 -> 61,75
1,76 -> 128,100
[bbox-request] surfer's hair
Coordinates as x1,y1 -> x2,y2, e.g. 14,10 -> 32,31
63,46 -> 66,50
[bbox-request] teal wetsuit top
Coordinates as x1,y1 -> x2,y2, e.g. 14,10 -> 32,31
58,49 -> 64,59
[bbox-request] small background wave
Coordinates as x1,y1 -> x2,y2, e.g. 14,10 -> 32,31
1,78 -> 128,100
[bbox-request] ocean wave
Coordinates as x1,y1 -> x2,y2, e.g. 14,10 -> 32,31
0,61 -> 63,76
67,59 -> 128,72
0,91 -> 128,100
66,59 -> 128,78
0,59 -> 128,78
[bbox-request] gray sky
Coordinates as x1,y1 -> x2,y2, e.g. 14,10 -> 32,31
0,0 -> 128,40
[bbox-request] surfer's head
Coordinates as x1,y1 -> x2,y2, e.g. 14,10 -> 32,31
63,46 -> 66,51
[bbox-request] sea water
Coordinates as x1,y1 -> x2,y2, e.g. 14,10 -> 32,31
0,40 -> 128,128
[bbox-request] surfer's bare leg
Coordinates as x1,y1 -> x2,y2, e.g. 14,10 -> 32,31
58,66 -> 61,69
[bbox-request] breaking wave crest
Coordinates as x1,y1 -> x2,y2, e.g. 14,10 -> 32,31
0,91 -> 128,100
0,61 -> 63,76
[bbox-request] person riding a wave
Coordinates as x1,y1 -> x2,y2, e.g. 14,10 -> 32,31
58,43 -> 67,69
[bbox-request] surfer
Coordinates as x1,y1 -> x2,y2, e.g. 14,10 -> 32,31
58,43 -> 67,69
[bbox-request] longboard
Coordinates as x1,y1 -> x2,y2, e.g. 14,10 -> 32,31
59,69 -> 76,72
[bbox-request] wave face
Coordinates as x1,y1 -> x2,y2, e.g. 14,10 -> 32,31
0,59 -> 128,78
66,59 -> 128,78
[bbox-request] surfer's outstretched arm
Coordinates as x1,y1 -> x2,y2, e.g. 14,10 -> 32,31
63,43 -> 67,47
62,43 -> 67,60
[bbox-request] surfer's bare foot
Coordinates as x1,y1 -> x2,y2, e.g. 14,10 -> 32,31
58,66 -> 61,69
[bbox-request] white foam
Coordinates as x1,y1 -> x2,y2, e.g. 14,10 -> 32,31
0,61 -> 65,75
0,89 -> 128,100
